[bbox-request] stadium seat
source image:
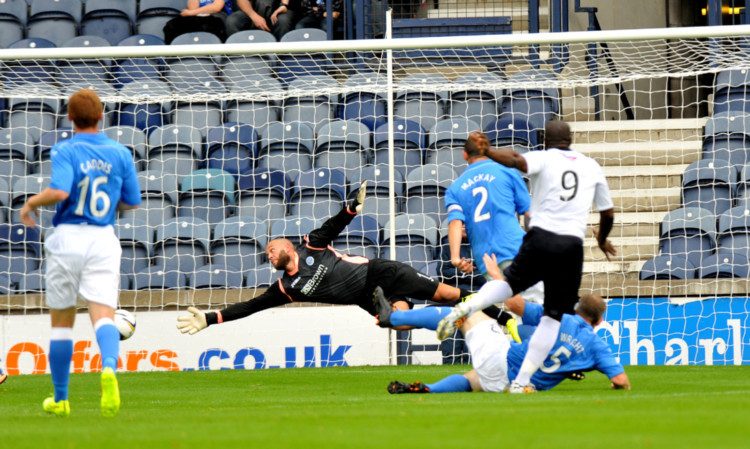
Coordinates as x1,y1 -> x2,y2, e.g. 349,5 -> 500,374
166,33 -> 222,90
283,74 -> 338,133
658,207 -> 716,267
276,28 -> 330,86
0,223 -> 42,276
257,121 -> 315,181
211,216 -> 268,271
102,126 -> 149,170
2,38 -> 57,86
17,269 -> 46,294
381,213 -> 439,267
681,158 -> 735,216
153,217 -> 212,273
697,251 -> 750,279
415,260 -> 440,279
404,164 -> 457,226
484,116 -> 541,153
115,218 -> 153,276
245,262 -> 282,288
0,128 -> 34,185
702,112 -> 750,165
36,128 -> 75,175
269,215 -> 321,246
638,255 -> 696,280
449,72 -> 504,131
315,119 -> 370,180
205,123 -> 258,176
0,177 -> 10,224
135,0 -> 183,40
191,263 -> 245,289
80,0 -> 135,45
289,168 -> 347,217
177,169 -> 236,228
171,84 -> 226,139
0,273 -> 16,295
223,30 -> 277,79
713,69 -> 750,115
717,205 -> 750,261
118,170 -> 179,229
336,72 -> 388,131
501,69 -> 560,131
236,169 -> 290,223
225,74 -> 283,131
425,118 -> 481,174
6,84 -> 61,144
348,165 -> 405,227
734,164 -> 750,208
372,119 -> 425,179
393,73 -> 449,132
26,0 -> 81,47
112,34 -> 165,88
0,0 -> 26,49
10,175 -> 54,232
147,124 -> 202,181
117,80 -> 173,135
330,215 -> 380,259
132,264 -> 189,290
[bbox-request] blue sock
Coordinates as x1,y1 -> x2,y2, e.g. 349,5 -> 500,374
390,307 -> 452,330
426,374 -> 472,393
49,328 -> 74,402
95,319 -> 120,372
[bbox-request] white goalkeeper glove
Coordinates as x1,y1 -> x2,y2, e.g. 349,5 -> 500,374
436,302 -> 472,341
176,306 -> 208,335
349,180 -> 367,213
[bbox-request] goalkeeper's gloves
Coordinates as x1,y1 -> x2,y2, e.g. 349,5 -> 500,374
348,180 -> 367,213
176,306 -> 208,335
436,302 -> 472,341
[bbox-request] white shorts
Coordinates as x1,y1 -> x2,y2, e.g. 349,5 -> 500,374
486,260 -> 545,305
45,224 -> 121,310
464,319 -> 511,393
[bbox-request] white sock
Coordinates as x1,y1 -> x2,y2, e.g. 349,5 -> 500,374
514,316 -> 561,385
467,280 -> 514,315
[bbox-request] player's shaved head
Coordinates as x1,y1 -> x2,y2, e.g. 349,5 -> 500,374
464,131 -> 491,158
544,120 -> 571,150
576,294 -> 607,325
266,238 -> 296,270
68,88 -> 103,129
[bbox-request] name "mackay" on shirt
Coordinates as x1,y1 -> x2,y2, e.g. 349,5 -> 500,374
460,173 -> 495,190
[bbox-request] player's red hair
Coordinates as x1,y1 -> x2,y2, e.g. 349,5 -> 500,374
68,88 -> 102,129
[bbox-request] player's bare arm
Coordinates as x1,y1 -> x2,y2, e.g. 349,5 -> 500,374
448,219 -> 473,273
610,372 -> 631,390
483,147 -> 528,172
20,187 -> 69,227
593,208 -> 617,261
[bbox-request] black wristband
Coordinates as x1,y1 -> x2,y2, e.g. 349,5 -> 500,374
205,312 -> 218,326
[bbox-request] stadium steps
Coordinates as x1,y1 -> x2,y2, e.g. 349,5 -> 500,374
583,236 -> 658,262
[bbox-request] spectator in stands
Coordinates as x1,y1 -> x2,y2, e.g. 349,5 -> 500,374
163,0 -> 232,44
295,0 -> 342,34
226,0 -> 297,41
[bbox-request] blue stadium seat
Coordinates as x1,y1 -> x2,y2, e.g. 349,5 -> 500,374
17,269 -> 45,294
225,74 -> 283,130
449,72 -> 504,131
681,158 -> 735,216
171,83 -> 226,139
269,215 -> 321,246
348,165 -> 405,227
116,218 -> 153,276
0,223 -> 42,276
404,164 -> 457,226
717,206 -> 750,262
153,217 -> 212,273
714,69 -> 750,115
659,207 -> 716,267
381,213 -> 439,267
102,126 -> 149,170
205,123 -> 258,176
0,273 -> 16,295
394,73 -> 449,132
112,34 -> 165,88
58,34 -> 112,87
7,84 -> 61,144
166,32 -> 222,90
192,263 -> 245,289
330,215 -> 380,259
132,264 -> 189,290
2,38 -> 57,86
177,169 -> 236,228
372,119 -> 425,179
315,119 -> 370,180
0,177 -> 10,224
283,74 -> 338,133
501,69 -> 559,131
0,128 -> 34,185
119,170 -> 179,229
223,30 -> 277,79
0,0 -> 26,49
702,112 -> 750,165
734,164 -> 750,208
484,116 -> 541,152
639,255 -> 696,280
257,121 -> 314,181
211,216 -> 267,271
425,118 -> 481,175
245,262 -> 282,288
147,124 -> 202,181
36,128 -> 75,175
236,169 -> 290,223
336,72 -> 388,131
289,168 -> 347,217
81,0 -> 135,45
276,28 -> 330,86
117,80 -> 172,135
27,0 -> 81,47
11,176 -> 54,232
697,250 -> 750,278
135,0 -> 183,40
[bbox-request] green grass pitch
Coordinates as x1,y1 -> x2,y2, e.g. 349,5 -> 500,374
1,365 -> 749,449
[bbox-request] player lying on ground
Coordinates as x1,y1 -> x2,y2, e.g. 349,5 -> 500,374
376,280 -> 630,394
177,184 -> 517,335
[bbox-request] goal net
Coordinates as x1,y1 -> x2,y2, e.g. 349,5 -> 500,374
2,25 -> 750,374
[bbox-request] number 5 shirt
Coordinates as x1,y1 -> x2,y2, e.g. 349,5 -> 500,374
522,148 -> 613,241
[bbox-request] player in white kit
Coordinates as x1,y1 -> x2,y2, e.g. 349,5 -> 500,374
437,120 -> 616,393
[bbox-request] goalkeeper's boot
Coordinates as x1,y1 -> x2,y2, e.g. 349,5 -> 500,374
387,381 -> 430,394
373,286 -> 392,328
567,371 -> 586,381
100,367 -> 120,418
0,373 -> 7,384
508,380 -> 536,394
42,397 -> 70,417
506,318 -> 521,343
